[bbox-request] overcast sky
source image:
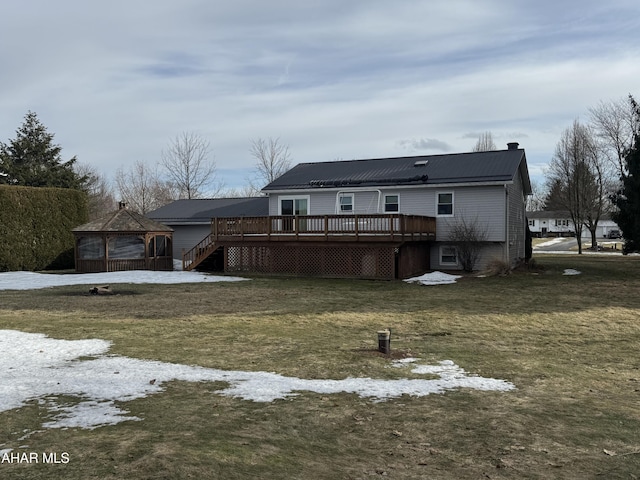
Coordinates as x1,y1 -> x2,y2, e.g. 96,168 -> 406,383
1,1 -> 639,192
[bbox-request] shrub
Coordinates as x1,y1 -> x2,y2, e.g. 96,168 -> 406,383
0,185 -> 88,271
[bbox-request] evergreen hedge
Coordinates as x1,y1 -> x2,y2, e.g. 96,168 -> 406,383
0,185 -> 88,271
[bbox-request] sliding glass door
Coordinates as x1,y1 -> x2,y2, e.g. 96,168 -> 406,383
280,197 -> 309,232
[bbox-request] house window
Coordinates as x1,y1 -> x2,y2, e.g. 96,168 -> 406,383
437,192 -> 454,216
280,197 -> 309,215
440,245 -> 458,265
384,195 -> 399,212
555,219 -> 568,227
339,194 -> 353,213
528,219 -> 535,226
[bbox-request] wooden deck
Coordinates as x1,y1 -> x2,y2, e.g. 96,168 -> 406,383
211,214 -> 436,241
183,214 -> 436,272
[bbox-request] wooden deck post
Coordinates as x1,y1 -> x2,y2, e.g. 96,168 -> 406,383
354,214 -> 359,240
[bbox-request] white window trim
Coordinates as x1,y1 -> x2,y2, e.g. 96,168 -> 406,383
439,245 -> 458,266
436,191 -> 454,217
384,194 -> 400,213
278,195 -> 311,215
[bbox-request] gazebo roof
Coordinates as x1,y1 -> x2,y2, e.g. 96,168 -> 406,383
73,205 -> 173,233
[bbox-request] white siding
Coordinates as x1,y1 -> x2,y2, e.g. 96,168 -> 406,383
430,243 -> 505,272
507,173 -> 527,264
433,186 -> 506,242
168,225 -> 211,259
269,190 -> 385,215
269,184 -> 507,242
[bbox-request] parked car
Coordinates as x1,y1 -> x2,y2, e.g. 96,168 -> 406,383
607,229 -> 622,239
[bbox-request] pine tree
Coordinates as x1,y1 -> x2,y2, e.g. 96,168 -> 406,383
612,96 -> 640,253
0,111 -> 85,189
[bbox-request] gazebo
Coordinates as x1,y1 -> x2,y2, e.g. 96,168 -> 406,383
73,202 -> 174,273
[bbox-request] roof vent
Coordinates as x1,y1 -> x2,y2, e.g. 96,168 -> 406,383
507,142 -> 519,150
414,160 -> 429,167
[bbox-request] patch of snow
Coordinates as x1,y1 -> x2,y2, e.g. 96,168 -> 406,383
0,330 -> 515,430
563,269 -> 581,275
404,271 -> 462,285
534,238 -> 568,248
0,270 -> 246,291
391,358 -> 420,367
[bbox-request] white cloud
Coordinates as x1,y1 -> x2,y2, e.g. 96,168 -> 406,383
0,1 -> 638,188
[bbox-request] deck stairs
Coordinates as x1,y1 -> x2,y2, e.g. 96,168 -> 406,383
182,234 -> 220,271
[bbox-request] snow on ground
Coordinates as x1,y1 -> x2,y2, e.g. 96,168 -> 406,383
563,269 -> 582,275
0,270 -> 247,291
535,238 -> 569,248
0,330 -> 515,430
404,271 -> 462,285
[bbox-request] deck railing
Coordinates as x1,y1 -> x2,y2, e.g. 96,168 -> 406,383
211,214 -> 436,240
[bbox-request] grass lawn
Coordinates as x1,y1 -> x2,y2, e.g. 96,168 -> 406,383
1,254 -> 639,479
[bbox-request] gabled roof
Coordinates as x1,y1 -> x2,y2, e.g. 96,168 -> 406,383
526,210 -> 571,219
146,197 -> 269,224
73,207 -> 173,233
527,210 -> 615,221
263,148 -> 531,194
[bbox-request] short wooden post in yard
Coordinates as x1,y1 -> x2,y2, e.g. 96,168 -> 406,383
377,329 -> 391,354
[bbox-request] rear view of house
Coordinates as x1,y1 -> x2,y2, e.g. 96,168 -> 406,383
180,144 -> 531,279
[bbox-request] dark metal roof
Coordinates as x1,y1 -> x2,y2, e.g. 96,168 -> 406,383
146,197 -> 269,224
73,208 -> 173,233
263,149 -> 530,192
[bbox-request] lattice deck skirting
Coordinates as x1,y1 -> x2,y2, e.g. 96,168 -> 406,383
225,244 -> 396,279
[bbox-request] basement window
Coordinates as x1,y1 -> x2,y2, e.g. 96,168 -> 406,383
440,245 -> 458,266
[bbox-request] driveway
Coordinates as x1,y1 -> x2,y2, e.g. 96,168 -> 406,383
533,237 -> 623,254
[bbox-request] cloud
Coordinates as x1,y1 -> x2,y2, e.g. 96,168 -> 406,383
0,1 -> 639,188
397,138 -> 453,152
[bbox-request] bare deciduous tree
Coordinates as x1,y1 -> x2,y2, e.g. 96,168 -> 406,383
472,131 -> 497,152
219,184 -> 262,198
74,163 -> 116,220
446,215 -> 488,272
546,120 -> 608,252
115,160 -> 176,214
161,132 -> 219,199
526,179 -> 546,211
589,95 -> 639,180
250,137 -> 292,187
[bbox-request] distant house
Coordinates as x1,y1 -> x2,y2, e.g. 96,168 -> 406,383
527,211 -> 620,238
147,197 -> 269,259
73,203 -> 173,273
174,144 -> 531,278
